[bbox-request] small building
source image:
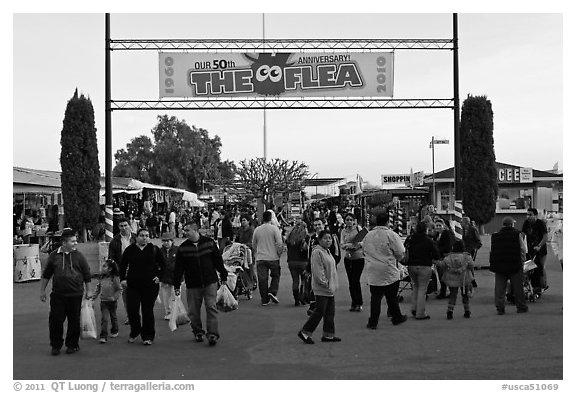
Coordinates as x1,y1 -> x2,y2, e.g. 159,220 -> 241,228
423,162 -> 563,233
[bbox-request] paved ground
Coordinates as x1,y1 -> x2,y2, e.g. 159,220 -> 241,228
13,238 -> 564,380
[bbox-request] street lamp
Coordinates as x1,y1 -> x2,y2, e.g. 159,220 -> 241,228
430,136 -> 450,210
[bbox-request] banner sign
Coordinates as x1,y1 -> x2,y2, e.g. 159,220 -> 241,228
497,166 -> 533,184
159,52 -> 394,98
382,174 -> 411,185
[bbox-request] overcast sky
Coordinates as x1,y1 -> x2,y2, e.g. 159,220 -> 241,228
10,11 -> 564,187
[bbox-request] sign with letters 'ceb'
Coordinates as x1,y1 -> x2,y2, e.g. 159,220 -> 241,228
159,52 -> 394,98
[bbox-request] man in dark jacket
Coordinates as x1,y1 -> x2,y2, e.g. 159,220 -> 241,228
174,222 -> 228,346
108,217 -> 137,325
40,229 -> 92,356
490,217 -> 528,315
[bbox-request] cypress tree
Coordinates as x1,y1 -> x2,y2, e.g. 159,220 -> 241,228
459,95 -> 498,226
60,89 -> 101,240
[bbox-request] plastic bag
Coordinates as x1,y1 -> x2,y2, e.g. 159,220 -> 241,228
168,295 -> 190,331
216,284 -> 238,312
226,271 -> 237,292
80,299 -> 97,339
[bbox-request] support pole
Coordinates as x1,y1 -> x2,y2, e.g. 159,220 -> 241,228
105,13 -> 113,241
453,13 -> 461,201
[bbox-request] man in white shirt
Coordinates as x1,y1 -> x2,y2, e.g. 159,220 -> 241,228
252,210 -> 284,306
362,212 -> 407,328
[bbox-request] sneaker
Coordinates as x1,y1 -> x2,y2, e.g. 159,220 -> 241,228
261,301 -> 270,306
110,332 -> 119,338
99,337 -> 107,344
497,309 -> 505,315
366,324 -> 377,330
355,305 -> 363,312
65,346 -> 79,354
51,348 -> 60,356
321,336 -> 342,342
447,311 -> 453,320
392,315 -> 408,326
143,340 -> 153,346
164,314 -> 171,321
297,330 -> 314,344
415,315 -> 431,320
268,293 -> 279,304
128,336 -> 136,343
464,311 -> 471,319
349,306 -> 357,312
207,335 -> 217,346
195,333 -> 204,343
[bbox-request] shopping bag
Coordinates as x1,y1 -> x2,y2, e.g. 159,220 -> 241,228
168,295 -> 190,331
216,284 -> 238,312
80,299 -> 97,339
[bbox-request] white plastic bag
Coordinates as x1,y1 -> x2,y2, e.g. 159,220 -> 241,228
168,295 -> 190,331
80,299 -> 97,339
226,271 -> 237,292
216,284 -> 238,312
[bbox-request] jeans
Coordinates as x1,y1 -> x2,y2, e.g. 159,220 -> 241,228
159,283 -> 175,316
49,293 -> 82,350
302,295 -> 335,336
344,258 -> 365,307
447,287 -> 470,312
288,260 -> 307,292
408,265 -> 432,318
99,300 -> 119,338
186,283 -> 219,338
126,284 -> 159,341
495,270 -> 527,312
256,260 -> 281,303
368,281 -> 402,326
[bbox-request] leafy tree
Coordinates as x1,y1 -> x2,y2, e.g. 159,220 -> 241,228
236,158 -> 309,209
112,135 -> 155,182
113,115 -> 236,192
60,89 -> 101,240
460,95 -> 498,225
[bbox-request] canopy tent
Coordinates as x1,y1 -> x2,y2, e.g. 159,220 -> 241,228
15,167 -> 203,207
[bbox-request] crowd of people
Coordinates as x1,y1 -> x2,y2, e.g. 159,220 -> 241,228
39,204 -> 562,354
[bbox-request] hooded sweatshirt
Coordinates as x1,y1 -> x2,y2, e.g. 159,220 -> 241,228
42,248 -> 92,296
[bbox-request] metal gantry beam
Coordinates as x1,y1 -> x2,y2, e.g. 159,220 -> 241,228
111,98 -> 455,111
110,38 -> 454,52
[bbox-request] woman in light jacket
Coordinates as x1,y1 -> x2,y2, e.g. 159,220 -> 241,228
297,230 -> 340,344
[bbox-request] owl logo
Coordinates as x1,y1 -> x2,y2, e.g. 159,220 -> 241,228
243,53 -> 294,96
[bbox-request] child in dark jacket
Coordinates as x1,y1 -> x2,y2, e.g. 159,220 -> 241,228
92,259 -> 122,343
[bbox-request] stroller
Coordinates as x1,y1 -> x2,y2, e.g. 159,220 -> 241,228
523,259 -> 539,302
221,243 -> 253,300
396,263 -> 412,302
